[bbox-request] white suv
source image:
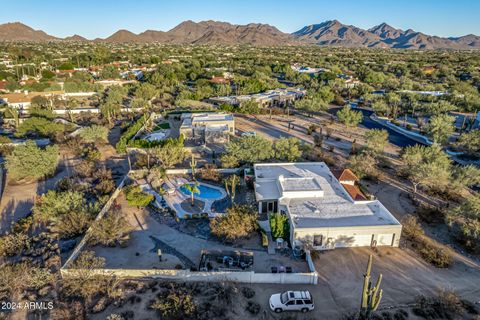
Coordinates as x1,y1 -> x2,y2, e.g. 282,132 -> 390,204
269,291 -> 314,313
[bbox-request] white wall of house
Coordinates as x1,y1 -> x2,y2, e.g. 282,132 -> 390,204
292,224 -> 402,250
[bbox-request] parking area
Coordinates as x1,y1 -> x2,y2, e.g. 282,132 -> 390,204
249,246 -> 480,318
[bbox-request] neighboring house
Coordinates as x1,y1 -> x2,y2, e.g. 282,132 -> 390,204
253,162 -> 402,250
291,64 -> 328,74
180,112 -> 235,144
0,90 -> 63,110
206,88 -> 306,107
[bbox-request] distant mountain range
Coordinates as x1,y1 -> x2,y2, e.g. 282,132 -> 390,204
293,20 -> 480,49
0,20 -> 479,49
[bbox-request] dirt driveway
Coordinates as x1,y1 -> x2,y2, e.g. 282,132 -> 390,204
250,246 -> 480,319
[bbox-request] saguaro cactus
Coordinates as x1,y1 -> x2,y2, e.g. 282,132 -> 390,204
361,254 -> 383,319
190,154 -> 197,180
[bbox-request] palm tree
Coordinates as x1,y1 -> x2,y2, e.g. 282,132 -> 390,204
182,182 -> 199,206
224,175 -> 240,206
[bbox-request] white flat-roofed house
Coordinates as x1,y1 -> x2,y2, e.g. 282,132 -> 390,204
206,88 -> 306,108
253,162 -> 402,250
180,112 -> 235,144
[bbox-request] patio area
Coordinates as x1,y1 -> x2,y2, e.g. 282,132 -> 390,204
161,177 -> 227,218
90,202 -> 309,273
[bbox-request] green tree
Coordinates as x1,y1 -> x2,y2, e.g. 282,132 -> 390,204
124,185 -> 154,207
337,106 -> 363,128
365,129 -> 389,156
210,205 -> 258,241
6,141 -> 59,181
153,140 -> 189,169
238,99 -> 261,114
135,83 -> 157,101
16,117 -> 66,138
402,144 -> 451,194
371,100 -> 389,117
225,136 -> 273,164
33,190 -> 88,223
295,95 -> 328,116
451,165 -> 480,191
274,137 -> 302,161
269,213 -> 290,240
427,114 -> 455,145
447,194 -> 480,251
455,130 -> 480,156
181,182 -> 200,206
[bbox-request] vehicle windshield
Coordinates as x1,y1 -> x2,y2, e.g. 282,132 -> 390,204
280,292 -> 288,304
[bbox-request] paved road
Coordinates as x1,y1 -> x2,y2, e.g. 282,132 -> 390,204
328,107 -> 424,148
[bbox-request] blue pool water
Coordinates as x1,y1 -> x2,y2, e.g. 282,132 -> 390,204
179,183 -> 223,199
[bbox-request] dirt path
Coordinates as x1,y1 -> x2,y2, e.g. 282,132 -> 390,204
0,156 -> 76,234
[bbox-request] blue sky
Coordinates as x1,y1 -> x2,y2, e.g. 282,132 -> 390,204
1,0 -> 479,39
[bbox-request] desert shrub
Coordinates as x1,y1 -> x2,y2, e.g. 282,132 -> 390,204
49,301 -> 86,320
220,153 -> 239,168
82,144 -> 101,162
402,215 -> 452,267
210,205 -> 258,241
402,215 -> 425,240
246,301 -> 261,315
241,287 -> 256,299
0,135 -> 13,155
106,314 -> 125,320
446,194 -> 480,253
269,213 -> 290,240
88,213 -> 132,247
0,232 -> 31,256
0,263 -> 53,300
416,239 -> 453,268
51,210 -> 93,238
416,205 -> 445,224
16,117 -> 66,138
307,124 -> 318,135
78,125 -> 109,144
393,309 -> 408,320
11,215 -> 34,233
413,290 -> 463,320
33,190 -> 89,224
5,141 -> 59,181
124,185 -> 154,207
62,251 -> 121,303
150,285 -> 196,319
198,164 -> 220,182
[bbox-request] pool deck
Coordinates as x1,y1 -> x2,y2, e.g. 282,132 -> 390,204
144,178 -> 227,218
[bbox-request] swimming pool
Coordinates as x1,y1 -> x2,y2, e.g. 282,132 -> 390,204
179,183 -> 224,199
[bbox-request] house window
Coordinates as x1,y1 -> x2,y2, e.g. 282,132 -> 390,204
267,201 -> 274,212
261,202 -> 268,213
313,235 -> 323,246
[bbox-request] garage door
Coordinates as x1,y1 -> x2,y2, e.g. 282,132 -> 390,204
335,234 -> 373,248
377,234 -> 394,246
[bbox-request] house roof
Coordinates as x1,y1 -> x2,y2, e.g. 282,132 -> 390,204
254,162 -> 401,230
341,183 -> 367,201
0,91 -> 64,104
333,168 -> 359,182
